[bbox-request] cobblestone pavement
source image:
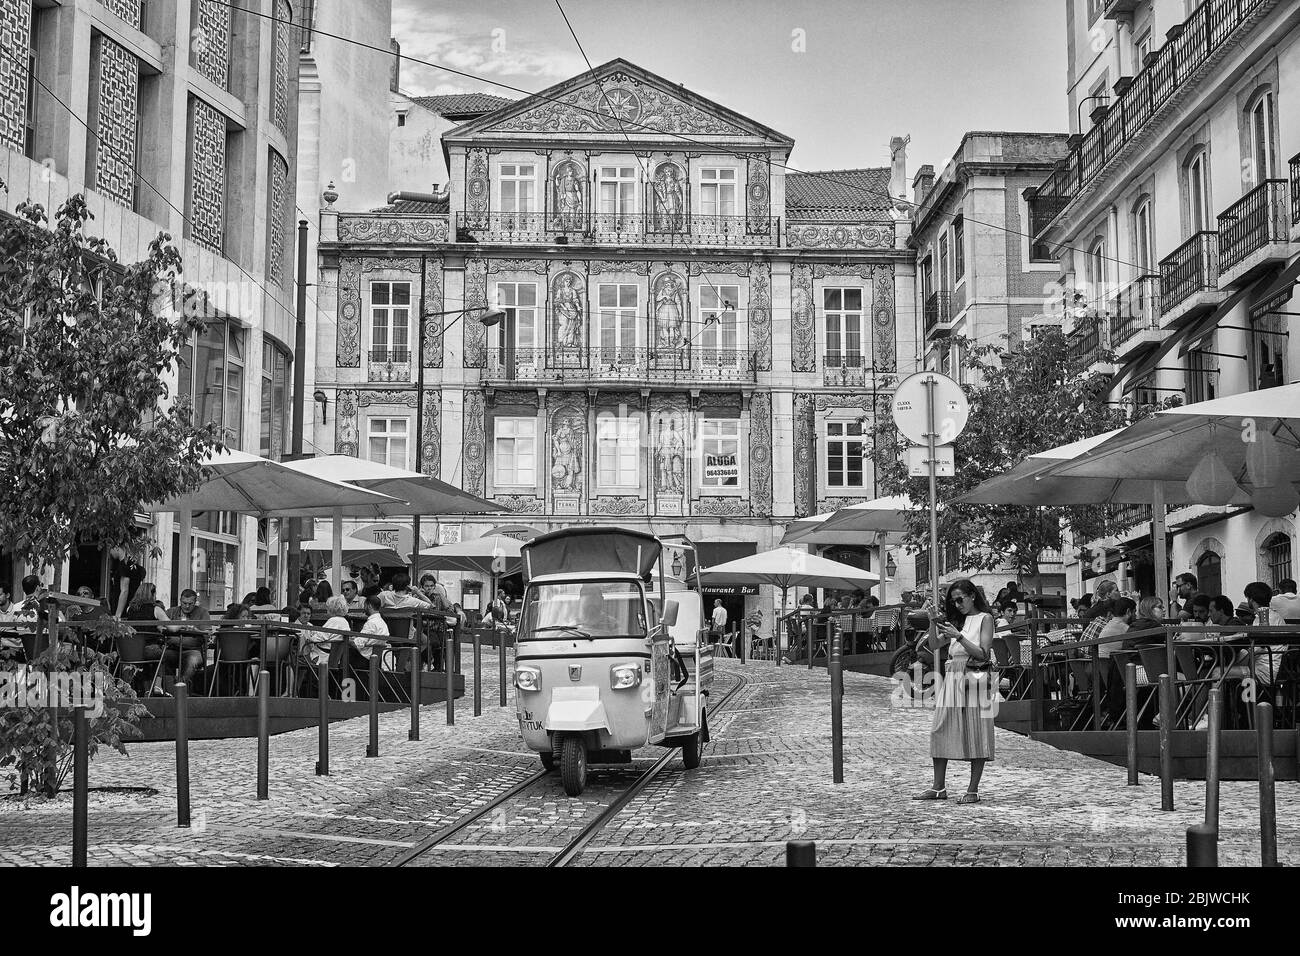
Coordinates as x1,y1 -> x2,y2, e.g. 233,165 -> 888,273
1,654 -> 1295,866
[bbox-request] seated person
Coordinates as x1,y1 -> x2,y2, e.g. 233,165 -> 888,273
1096,597 -> 1135,661
1241,582 -> 1290,688
1122,597 -> 1167,650
1174,594 -> 1212,640
300,596 -> 348,668
1267,578 -> 1300,626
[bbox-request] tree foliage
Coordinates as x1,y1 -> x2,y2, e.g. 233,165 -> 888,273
0,189 -> 223,569
866,322 -> 1171,586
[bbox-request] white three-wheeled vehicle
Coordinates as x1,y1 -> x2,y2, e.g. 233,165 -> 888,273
512,527 -> 714,796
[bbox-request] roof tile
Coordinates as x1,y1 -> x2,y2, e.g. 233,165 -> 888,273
785,168 -> 893,222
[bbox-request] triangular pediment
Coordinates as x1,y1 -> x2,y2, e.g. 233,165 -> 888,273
446,59 -> 793,145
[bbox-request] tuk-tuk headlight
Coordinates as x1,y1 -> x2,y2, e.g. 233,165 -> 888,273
610,663 -> 642,690
514,666 -> 541,692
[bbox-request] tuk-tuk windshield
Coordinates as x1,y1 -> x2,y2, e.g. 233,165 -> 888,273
519,581 -> 647,640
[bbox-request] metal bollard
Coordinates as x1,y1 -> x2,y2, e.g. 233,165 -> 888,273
256,669 -> 270,801
786,840 -> 816,867
1186,822 -> 1217,867
1124,663 -> 1138,786
1205,687 -> 1221,830
445,631 -> 455,726
498,627 -> 507,707
1158,674 -> 1174,811
409,645 -> 421,741
367,654 -> 380,758
1257,701 -> 1277,867
175,683 -> 191,827
473,630 -> 482,717
72,707 -> 88,867
316,661 -> 329,776
830,630 -> 843,784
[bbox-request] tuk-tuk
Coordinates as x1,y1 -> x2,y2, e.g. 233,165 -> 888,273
512,527 -> 714,796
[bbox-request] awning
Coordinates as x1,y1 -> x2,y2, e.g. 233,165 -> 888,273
1251,256 -> 1300,317
1178,285 -> 1251,356
684,541 -> 759,592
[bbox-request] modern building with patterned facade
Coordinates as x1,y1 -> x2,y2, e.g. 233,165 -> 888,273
313,59 -> 920,619
0,0 -> 301,607
1027,0 -> 1300,601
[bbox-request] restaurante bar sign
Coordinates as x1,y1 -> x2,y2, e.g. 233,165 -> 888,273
704,454 -> 739,482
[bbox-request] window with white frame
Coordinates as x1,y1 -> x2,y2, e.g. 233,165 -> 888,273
937,233 -> 949,290
494,282 -> 538,359
699,283 -> 739,364
823,287 -> 864,370
699,168 -> 737,217
699,418 -> 740,488
597,283 -> 639,362
596,414 -> 639,488
1247,90 -> 1276,187
952,217 -> 965,281
499,163 -> 536,214
1134,198 -> 1155,273
367,417 -> 409,469
825,420 -> 865,489
1186,150 -> 1211,233
1086,237 -> 1108,300
493,417 -> 537,487
598,166 -> 636,216
1135,29 -> 1151,71
370,281 -> 411,362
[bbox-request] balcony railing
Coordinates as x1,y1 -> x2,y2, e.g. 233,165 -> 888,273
1217,179 -> 1290,273
1026,0 -> 1269,238
456,212 -> 781,247
1108,275 -> 1161,347
924,291 -> 953,336
1107,503 -> 1153,531
1291,153 -> 1300,226
483,347 -> 758,385
1067,315 -> 1108,368
823,353 -> 871,387
369,347 -> 411,364
1159,231 -> 1218,314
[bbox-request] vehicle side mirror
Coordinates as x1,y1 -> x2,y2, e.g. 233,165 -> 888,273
662,600 -> 679,628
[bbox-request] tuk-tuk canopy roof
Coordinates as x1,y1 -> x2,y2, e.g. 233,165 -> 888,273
522,527 -> 662,581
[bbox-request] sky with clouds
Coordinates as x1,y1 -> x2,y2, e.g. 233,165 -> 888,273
391,0 -> 1069,175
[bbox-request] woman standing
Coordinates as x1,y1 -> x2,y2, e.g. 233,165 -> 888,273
915,579 -> 996,804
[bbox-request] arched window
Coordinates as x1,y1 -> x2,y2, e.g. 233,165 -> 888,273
1196,551 -> 1222,599
1263,533 -> 1292,589
1246,89 -> 1277,187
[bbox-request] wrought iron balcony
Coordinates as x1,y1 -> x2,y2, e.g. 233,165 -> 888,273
456,211 -> 780,247
1159,231 -> 1218,316
1291,152 -> 1300,227
369,347 -> 411,364
1108,275 -> 1161,353
1025,0 -> 1270,239
823,353 -> 871,387
1108,503 -> 1153,531
1216,179 -> 1290,275
1067,313 -> 1110,370
482,346 -> 758,386
924,291 -> 953,337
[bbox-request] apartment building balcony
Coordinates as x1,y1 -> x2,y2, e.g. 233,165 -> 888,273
1067,313 -> 1115,375
1025,0 -> 1273,241
1102,0 -> 1141,17
1107,275 -> 1165,359
1216,179 -> 1293,287
1291,152 -> 1300,241
924,291 -> 954,338
822,353 -> 876,387
367,347 -> 412,383
456,212 -> 781,248
481,346 -> 758,387
1158,231 -> 1223,327
1108,503 -> 1153,534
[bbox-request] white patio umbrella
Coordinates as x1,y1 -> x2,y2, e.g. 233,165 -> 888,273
281,455 -> 504,591
301,533 -> 405,569
410,534 -> 524,576
780,508 -> 907,606
701,547 -> 883,663
818,495 -> 920,535
142,449 -> 402,594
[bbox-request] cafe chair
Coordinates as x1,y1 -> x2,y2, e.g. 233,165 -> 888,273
114,632 -> 163,697
210,629 -> 257,697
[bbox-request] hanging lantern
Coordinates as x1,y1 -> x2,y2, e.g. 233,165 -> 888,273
1245,428 -> 1284,489
1250,482 -> 1299,518
1185,451 -> 1239,506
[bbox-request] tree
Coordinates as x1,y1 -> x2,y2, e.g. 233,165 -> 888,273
0,189 -> 222,573
865,320 -> 1169,592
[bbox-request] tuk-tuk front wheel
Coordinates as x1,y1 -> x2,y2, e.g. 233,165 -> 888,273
680,730 -> 701,770
559,734 -> 587,796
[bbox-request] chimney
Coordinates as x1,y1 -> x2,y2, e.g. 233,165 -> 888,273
889,135 -> 910,204
913,164 -> 935,205
390,38 -> 401,93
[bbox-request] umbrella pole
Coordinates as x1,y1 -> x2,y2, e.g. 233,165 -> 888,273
332,509 -> 343,596
778,587 -> 788,665
177,509 -> 193,598
876,531 -> 887,608
1151,481 -> 1173,681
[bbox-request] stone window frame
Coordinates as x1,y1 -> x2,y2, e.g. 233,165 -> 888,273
1254,519 -> 1296,586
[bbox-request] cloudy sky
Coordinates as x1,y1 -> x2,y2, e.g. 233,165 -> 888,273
391,0 -> 1068,174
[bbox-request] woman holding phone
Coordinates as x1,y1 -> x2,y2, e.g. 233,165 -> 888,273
915,578 -> 996,804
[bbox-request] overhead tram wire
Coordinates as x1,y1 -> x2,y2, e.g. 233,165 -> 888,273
213,0 -> 1150,285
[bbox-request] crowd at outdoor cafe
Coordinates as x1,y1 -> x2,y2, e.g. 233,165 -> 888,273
0,557 -> 517,702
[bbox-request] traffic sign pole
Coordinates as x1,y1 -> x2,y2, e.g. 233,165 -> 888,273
924,375 -> 941,651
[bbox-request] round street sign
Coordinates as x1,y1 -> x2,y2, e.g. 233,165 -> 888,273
891,371 -> 969,446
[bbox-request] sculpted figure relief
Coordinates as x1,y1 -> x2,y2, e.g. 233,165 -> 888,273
553,163 -> 584,230
551,418 -> 583,492
552,273 -> 584,350
655,416 -> 685,495
653,273 -> 686,349
652,163 -> 685,232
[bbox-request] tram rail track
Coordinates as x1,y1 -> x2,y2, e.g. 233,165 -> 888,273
394,667 -> 750,867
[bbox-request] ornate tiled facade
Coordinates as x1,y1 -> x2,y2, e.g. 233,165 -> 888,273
193,0 -> 231,90
91,34 -> 139,208
271,0 -> 293,137
267,150 -> 289,283
98,0 -> 142,30
0,0 -> 31,152
187,97 -> 226,252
